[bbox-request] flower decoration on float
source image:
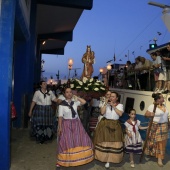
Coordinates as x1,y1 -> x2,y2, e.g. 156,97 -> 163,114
69,77 -> 107,92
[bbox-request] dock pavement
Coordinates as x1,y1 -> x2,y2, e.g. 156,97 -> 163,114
11,129 -> 170,170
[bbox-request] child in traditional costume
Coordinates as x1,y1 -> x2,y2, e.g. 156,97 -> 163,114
124,109 -> 148,168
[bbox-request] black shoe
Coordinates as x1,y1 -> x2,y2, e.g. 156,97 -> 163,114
162,90 -> 168,94
39,140 -> 45,144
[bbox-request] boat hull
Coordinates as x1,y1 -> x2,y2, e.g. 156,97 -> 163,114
110,88 -> 170,154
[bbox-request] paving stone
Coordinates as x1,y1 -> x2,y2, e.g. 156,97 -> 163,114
10,129 -> 170,170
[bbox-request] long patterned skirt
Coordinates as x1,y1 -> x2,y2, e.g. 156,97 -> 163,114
93,118 -> 124,163
57,118 -> 94,167
145,122 -> 168,159
31,105 -> 55,142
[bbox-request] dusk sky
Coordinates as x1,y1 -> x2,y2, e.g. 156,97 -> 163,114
42,0 -> 170,80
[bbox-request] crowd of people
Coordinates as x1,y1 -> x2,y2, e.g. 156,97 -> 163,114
108,43 -> 170,93
26,43 -> 170,168
28,81 -> 169,168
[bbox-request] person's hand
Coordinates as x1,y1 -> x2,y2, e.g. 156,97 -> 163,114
150,112 -> 155,117
127,132 -> 132,138
73,95 -> 78,101
28,111 -> 32,117
57,127 -> 62,136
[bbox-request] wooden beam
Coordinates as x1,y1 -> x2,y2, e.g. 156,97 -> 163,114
36,0 -> 93,10
38,31 -> 72,41
41,48 -> 64,55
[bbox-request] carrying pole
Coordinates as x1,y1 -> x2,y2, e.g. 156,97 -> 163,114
139,103 -> 157,162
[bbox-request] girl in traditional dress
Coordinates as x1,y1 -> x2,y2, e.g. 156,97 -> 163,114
28,81 -> 58,144
93,91 -> 124,168
124,109 -> 148,168
145,93 -> 169,167
56,87 -> 94,167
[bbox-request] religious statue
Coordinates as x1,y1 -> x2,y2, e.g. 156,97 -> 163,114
81,45 -> 95,79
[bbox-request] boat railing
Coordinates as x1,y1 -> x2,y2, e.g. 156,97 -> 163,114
111,68 -> 155,91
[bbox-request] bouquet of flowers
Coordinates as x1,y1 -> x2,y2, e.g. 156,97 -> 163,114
69,77 -> 107,93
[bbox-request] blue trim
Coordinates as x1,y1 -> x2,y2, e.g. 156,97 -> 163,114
0,0 -> 16,169
15,0 -> 30,40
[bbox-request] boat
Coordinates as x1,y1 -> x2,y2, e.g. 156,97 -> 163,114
109,41 -> 170,154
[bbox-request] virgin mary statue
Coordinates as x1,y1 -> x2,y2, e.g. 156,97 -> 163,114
81,45 -> 95,79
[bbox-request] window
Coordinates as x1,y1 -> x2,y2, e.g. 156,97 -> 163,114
125,97 -> 134,113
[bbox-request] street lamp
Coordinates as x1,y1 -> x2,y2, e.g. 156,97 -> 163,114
68,58 -> 73,79
50,76 -> 53,85
99,68 -> 103,81
107,64 -> 112,87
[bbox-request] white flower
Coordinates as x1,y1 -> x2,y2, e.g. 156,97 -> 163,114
100,87 -> 105,90
94,88 -> 99,91
82,77 -> 88,83
89,78 -> 93,82
94,83 -> 99,85
78,81 -> 83,85
88,83 -> 92,86
70,84 -> 74,88
76,86 -> 81,89
84,87 -> 89,90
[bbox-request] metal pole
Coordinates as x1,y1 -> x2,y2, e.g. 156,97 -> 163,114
68,69 -> 71,79
139,103 -> 157,162
134,71 -> 136,90
148,70 -> 151,91
107,70 -> 110,87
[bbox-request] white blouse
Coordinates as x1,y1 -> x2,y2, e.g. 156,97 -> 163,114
32,90 -> 56,105
58,100 -> 81,119
148,104 -> 169,123
104,103 -> 124,120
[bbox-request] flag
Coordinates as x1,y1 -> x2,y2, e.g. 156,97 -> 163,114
113,53 -> 116,61
106,60 -> 113,63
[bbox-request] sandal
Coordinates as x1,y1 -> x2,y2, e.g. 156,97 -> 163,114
157,162 -> 163,167
56,164 -> 60,168
130,161 -> 135,168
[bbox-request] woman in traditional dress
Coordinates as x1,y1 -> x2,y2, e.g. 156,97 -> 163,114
56,87 -> 94,167
93,91 -> 124,168
124,109 -> 148,168
97,90 -> 112,124
145,93 -> 169,167
81,45 -> 95,79
28,80 -> 58,144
